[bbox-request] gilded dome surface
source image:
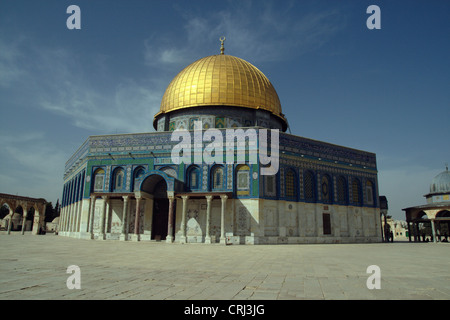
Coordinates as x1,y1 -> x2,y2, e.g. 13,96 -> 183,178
155,54 -> 284,121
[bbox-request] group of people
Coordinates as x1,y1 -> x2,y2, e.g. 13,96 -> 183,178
420,233 -> 448,243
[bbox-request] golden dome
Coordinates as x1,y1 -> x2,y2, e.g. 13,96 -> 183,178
154,54 -> 285,123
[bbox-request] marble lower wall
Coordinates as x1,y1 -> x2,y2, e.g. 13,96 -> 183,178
58,197 -> 382,244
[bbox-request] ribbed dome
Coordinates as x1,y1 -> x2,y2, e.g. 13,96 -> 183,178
154,54 -> 286,124
430,168 -> 450,194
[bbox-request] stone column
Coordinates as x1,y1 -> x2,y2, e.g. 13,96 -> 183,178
105,199 -> 111,234
21,205 -> 27,235
205,195 -> 213,244
166,196 -> 175,243
100,196 -> 108,240
180,195 -> 189,244
7,207 -> 13,235
89,195 -> 96,239
72,202 -> 78,232
133,196 -> 142,241
66,206 -> 72,233
431,219 -> 437,243
407,221 -> 412,242
220,195 -> 228,245
120,196 -> 129,241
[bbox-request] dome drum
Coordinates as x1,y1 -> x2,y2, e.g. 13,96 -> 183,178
155,105 -> 287,132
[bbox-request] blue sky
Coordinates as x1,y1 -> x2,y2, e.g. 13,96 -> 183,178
0,0 -> 448,220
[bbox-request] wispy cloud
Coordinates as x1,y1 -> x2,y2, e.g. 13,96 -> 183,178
144,1 -> 344,67
0,37 -> 28,87
0,36 -> 162,134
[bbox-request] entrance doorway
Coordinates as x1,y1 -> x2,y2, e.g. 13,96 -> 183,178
152,198 -> 169,240
140,175 -> 176,241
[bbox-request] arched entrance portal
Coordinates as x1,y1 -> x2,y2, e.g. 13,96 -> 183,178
152,180 -> 169,240
140,173 -> 176,241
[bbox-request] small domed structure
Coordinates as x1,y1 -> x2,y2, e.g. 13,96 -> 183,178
403,164 -> 450,243
426,165 -> 450,203
429,166 -> 450,195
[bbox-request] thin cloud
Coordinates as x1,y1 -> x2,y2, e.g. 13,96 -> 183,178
0,36 -> 161,134
144,1 -> 344,66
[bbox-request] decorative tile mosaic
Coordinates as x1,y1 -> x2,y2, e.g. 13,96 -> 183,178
215,117 -> 226,128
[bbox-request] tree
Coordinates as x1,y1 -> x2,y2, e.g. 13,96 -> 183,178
45,202 -> 54,222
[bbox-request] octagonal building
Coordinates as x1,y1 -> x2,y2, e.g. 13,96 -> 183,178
59,42 -> 382,244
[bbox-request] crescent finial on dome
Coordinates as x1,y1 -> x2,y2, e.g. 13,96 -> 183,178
220,36 -> 226,55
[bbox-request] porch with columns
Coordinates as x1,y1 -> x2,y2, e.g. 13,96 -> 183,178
404,203 -> 450,243
85,191 -> 232,244
177,192 -> 232,245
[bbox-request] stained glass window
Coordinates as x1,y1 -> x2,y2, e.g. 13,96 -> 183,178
337,176 -> 347,205
285,169 -> 295,198
352,178 -> 362,205
93,168 -> 105,192
113,168 -> 124,191
366,180 -> 374,205
187,166 -> 200,190
321,175 -> 331,203
212,166 -> 224,190
304,170 -> 315,201
236,165 -> 250,191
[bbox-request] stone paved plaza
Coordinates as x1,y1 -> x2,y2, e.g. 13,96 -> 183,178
0,233 -> 449,300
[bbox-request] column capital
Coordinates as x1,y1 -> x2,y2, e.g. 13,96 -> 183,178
101,195 -> 109,201
122,195 -> 129,201
220,194 -> 228,200
181,195 -> 190,200
205,195 -> 213,202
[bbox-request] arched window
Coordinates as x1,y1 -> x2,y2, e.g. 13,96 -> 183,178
236,164 -> 250,195
187,165 -> 201,190
133,167 -> 145,191
304,170 -> 316,202
337,176 -> 348,205
113,168 -> 125,192
352,178 -> 362,206
366,180 -> 375,206
93,168 -> 105,192
211,165 -> 225,190
285,169 -> 296,199
321,174 -> 332,204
